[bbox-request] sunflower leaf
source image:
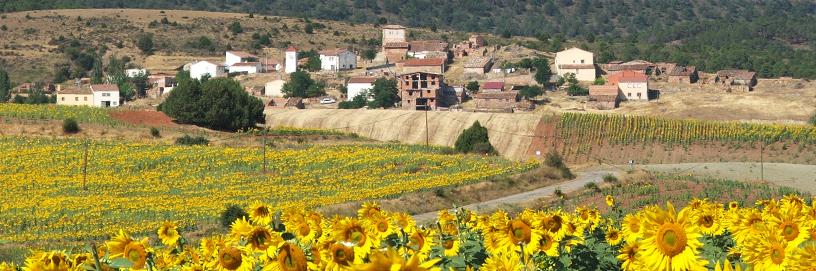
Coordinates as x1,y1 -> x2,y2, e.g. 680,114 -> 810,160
108,258 -> 134,269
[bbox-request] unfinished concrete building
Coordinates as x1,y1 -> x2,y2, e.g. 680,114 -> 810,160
398,72 -> 444,110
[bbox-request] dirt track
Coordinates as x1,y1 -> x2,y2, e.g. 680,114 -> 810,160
265,109 -> 544,160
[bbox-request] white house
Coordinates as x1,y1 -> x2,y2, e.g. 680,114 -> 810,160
264,80 -> 286,97
285,46 -> 298,74
554,47 -> 596,81
189,61 -> 226,80
346,77 -> 377,101
225,51 -> 258,67
90,84 -> 120,107
125,68 -> 147,78
608,71 -> 649,101
229,62 -> 261,74
319,48 -> 356,72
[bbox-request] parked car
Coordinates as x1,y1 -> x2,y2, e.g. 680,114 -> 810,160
320,97 -> 336,104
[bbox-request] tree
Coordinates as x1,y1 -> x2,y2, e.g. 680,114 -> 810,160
161,77 -> 264,131
567,84 -> 589,96
465,81 -> 480,93
137,34 -> 154,54
229,21 -> 243,34
304,23 -> 314,34
454,121 -> 497,155
305,55 -> 321,72
534,61 -> 552,85
519,85 -> 543,99
0,70 -> 10,102
282,71 -> 324,98
90,55 -> 103,84
367,78 -> 398,109
362,48 -> 376,62
339,93 -> 367,109
62,118 -> 80,134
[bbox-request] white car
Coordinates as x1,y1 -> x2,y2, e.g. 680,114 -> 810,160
320,98 -> 336,104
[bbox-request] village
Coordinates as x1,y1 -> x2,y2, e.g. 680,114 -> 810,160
5,24 -> 765,117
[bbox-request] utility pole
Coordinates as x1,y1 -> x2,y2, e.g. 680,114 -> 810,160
760,136 -> 764,182
82,140 -> 89,191
262,130 -> 268,174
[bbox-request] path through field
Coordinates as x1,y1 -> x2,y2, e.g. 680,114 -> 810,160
412,162 -> 816,223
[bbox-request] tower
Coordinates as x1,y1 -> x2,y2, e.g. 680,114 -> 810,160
285,46 -> 298,74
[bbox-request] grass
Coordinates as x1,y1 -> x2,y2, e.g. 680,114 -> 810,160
0,104 -> 117,125
0,136 -> 534,248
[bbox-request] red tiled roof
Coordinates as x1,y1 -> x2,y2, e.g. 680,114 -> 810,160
481,81 -> 504,90
227,51 -> 257,58
348,77 -> 377,84
607,63 -> 650,71
319,48 -> 350,56
58,86 -> 92,95
90,84 -> 119,92
608,71 -> 647,84
285,46 -> 298,52
409,40 -> 448,52
589,85 -> 620,96
384,42 -> 409,48
404,58 -> 446,67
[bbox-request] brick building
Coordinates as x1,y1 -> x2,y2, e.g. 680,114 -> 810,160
401,58 -> 446,74
398,72 -> 444,110
588,85 -> 622,110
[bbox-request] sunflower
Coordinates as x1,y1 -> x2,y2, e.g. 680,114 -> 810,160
106,230 -> 151,270
539,210 -> 569,241
248,201 -> 274,226
617,242 -> 641,271
639,202 -> 707,271
263,243 -> 308,271
322,242 -> 355,271
729,208 -> 765,245
504,211 -> 542,258
213,245 -> 254,271
693,204 -> 725,236
536,231 -> 559,257
606,195 -> 616,208
22,251 -> 71,271
158,221 -> 181,247
230,217 -> 254,239
438,233 -> 461,257
713,259 -> 744,271
0,262 -> 16,271
480,252 -> 525,271
200,236 -> 227,259
621,213 -> 643,243
290,218 -> 319,244
767,204 -> 807,244
788,242 -> 816,271
482,232 -> 507,255
606,226 -> 623,246
246,226 -> 283,251
332,217 -> 374,259
392,212 -> 416,232
351,249 -> 440,271
357,202 -> 382,219
741,232 -> 794,271
406,229 -> 435,261
363,212 -> 396,247
728,201 -> 739,210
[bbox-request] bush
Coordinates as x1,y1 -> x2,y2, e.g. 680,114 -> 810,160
810,112 -> 816,126
62,118 -> 80,134
454,121 -> 497,155
544,151 -> 574,179
161,77 -> 264,131
602,174 -> 619,183
567,84 -> 589,96
175,135 -> 209,146
219,204 -> 248,228
150,127 -> 161,138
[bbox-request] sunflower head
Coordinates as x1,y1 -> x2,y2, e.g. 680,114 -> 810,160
605,195 -> 616,208
640,202 -> 707,270
158,221 -> 181,247
605,226 -> 623,246
248,201 -> 273,226
358,202 -> 382,219
123,240 -> 149,270
328,243 -> 354,266
275,243 -> 307,271
217,246 -> 244,270
508,218 -> 532,245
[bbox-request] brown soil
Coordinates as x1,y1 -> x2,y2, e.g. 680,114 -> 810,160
110,110 -> 176,127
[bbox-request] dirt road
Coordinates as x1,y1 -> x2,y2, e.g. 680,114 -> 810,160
412,162 -> 816,223
412,170 -> 617,223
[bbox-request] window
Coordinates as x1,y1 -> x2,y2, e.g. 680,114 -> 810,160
61,97 -> 65,101
581,60 -> 585,64
102,93 -> 110,97
637,93 -> 642,98
627,93 -> 631,97
84,97 -> 88,101
75,97 -> 78,101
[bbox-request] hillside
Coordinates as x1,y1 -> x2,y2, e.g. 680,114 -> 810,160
3,1 -> 816,78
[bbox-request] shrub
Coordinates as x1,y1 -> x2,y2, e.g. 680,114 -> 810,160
62,118 -> 80,134
545,151 -> 574,179
454,121 -> 497,155
584,182 -> 601,193
137,34 -> 154,54
161,77 -> 264,131
567,84 -> 589,96
219,205 -> 248,228
150,127 -> 161,138
602,174 -> 619,183
810,112 -> 816,126
175,135 -> 209,146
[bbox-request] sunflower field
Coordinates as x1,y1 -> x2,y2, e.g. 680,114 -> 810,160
4,196 -> 816,271
0,136 -> 533,246
0,104 -> 116,124
558,112 -> 816,145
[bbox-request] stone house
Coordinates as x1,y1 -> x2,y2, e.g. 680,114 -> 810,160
398,72 -> 444,110
473,91 -> 518,112
715,70 -> 757,91
463,57 -> 493,75
454,35 -> 486,57
667,66 -> 698,84
56,86 -> 94,106
588,85 -> 622,110
554,47 -> 596,81
481,81 -> 504,92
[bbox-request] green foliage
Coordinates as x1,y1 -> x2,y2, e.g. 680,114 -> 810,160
150,127 -> 160,138
12,87 -> 54,104
136,33 -> 153,54
186,36 -> 216,51
593,77 -> 606,85
304,23 -> 314,34
338,93 -> 367,109
0,70 -> 10,102
545,151 -> 574,179
175,135 -> 210,146
454,121 -> 496,155
62,118 -> 80,134
465,81 -> 479,93
90,55 -> 103,84
228,21 -> 243,34
810,112 -> 816,126
519,85 -> 543,99
367,78 -> 398,109
161,77 -> 264,131
361,48 -> 376,61
567,84 -> 589,96
219,205 -> 248,228
105,55 -> 136,101
534,60 -> 552,86
282,71 -> 325,98
305,55 -> 321,72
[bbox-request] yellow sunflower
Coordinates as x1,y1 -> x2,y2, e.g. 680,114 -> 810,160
351,249 -> 440,271
437,233 -> 461,257
106,230 -> 151,270
606,195 -> 616,208
539,210 -> 569,241
729,208 -> 765,245
500,210 -> 541,257
263,243 -> 308,271
200,236 -> 227,259
741,232 -> 794,271
768,204 -> 807,245
728,201 -> 739,210
363,212 -> 396,247
639,202 -> 707,271
480,252 -> 525,271
693,204 -> 725,236
536,231 -> 559,257
621,213 -> 643,243
605,226 -> 623,246
158,221 -> 181,247
713,259 -> 744,271
230,217 -> 254,239
391,212 -> 416,232
788,242 -> 816,271
22,251 -> 71,271
248,201 -> 274,226
246,226 -> 283,251
357,202 -> 382,219
322,242 -> 355,271
212,245 -> 254,271
0,262 -> 17,271
406,229 -> 435,261
617,242 -> 641,271
332,217 -> 375,259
